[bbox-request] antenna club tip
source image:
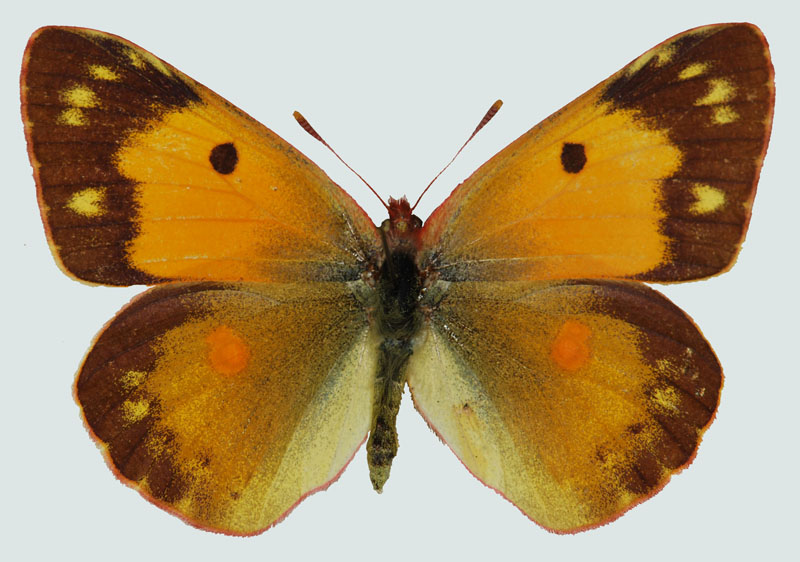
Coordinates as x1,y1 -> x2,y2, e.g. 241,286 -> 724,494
293,111 -> 307,123
492,99 -> 503,110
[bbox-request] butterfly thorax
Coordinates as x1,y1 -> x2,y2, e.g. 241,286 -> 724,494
367,197 -> 424,492
377,197 -> 424,334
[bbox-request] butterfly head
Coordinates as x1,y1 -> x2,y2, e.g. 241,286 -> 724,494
381,196 -> 423,251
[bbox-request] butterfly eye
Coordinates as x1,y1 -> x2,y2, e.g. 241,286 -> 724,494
411,215 -> 423,229
560,142 -> 587,174
209,142 -> 238,174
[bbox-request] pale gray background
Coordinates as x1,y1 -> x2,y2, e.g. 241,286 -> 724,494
3,1 -> 797,560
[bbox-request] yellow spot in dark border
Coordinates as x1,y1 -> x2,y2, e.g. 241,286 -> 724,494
695,78 -> 736,106
124,46 -> 172,76
206,325 -> 250,376
126,48 -> 147,69
66,187 -> 105,216
678,62 -> 709,80
88,64 -> 120,81
551,320 -> 592,371
625,44 -> 674,76
61,85 -> 99,108
122,399 -> 149,423
690,183 -> 726,214
120,370 -> 147,390
58,108 -> 87,126
712,105 -> 739,125
652,387 -> 680,412
655,45 -> 676,66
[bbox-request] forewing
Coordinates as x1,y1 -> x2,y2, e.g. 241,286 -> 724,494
21,27 -> 379,286
407,280 -> 720,532
76,281 -> 378,535
421,23 -> 773,282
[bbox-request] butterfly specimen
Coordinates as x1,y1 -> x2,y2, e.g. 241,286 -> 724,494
21,23 -> 773,535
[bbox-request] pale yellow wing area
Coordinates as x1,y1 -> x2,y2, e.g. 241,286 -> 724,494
76,281 -> 379,535
22,27 -> 379,285
421,24 -> 773,282
407,280 -> 721,532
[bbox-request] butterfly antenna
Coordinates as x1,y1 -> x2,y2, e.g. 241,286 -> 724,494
411,99 -> 503,211
294,111 -> 389,210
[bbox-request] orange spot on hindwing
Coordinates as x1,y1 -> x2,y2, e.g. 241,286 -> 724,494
206,325 -> 250,376
551,320 -> 592,371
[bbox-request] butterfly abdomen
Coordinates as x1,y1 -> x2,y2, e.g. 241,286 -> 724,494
367,242 -> 424,491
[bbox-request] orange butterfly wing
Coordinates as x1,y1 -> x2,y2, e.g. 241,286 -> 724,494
408,23 -> 773,532
76,282 -> 379,535
21,27 -> 384,535
421,24 -> 773,282
22,27 -> 379,285
408,279 -> 721,532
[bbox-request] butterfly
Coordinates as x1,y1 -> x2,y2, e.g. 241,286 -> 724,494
21,24 -> 773,535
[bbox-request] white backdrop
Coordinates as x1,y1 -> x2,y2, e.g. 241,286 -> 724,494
3,2 -> 797,560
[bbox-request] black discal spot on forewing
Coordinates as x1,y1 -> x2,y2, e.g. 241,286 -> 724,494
210,142 -> 238,174
561,142 -> 586,173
